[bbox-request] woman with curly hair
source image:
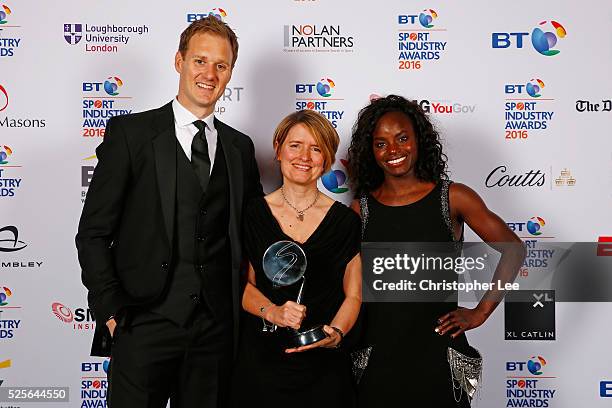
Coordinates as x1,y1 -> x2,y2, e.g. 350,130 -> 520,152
348,95 -> 524,407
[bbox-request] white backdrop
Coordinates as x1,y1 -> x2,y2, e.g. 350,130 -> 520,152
1,1 -> 611,407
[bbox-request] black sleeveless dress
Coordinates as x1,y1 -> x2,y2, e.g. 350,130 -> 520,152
357,181 -> 472,407
232,197 -> 361,407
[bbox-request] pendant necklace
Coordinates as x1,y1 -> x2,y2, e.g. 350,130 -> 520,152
280,186 -> 320,221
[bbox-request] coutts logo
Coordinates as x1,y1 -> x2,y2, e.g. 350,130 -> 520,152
485,165 -> 545,188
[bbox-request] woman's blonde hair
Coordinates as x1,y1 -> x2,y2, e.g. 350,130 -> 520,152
272,110 -> 339,174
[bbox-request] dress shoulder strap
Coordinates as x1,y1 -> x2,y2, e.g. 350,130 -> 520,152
359,194 -> 369,239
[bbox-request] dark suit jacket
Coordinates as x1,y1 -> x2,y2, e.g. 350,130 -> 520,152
76,101 -> 263,356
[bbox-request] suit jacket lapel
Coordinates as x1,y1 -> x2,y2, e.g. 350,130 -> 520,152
152,102 -> 177,247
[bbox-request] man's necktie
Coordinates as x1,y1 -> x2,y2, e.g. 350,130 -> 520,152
191,120 -> 211,192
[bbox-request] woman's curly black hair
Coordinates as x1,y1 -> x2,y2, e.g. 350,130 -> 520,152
347,94 -> 448,196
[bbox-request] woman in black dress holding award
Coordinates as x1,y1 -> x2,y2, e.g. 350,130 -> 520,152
232,110 -> 361,407
347,95 -> 525,407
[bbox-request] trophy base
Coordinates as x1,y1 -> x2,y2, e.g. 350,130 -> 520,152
288,325 -> 328,348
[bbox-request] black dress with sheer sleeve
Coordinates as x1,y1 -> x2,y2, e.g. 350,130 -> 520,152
231,196 -> 360,407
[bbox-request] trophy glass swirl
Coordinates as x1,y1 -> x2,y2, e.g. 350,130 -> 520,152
262,240 -> 328,348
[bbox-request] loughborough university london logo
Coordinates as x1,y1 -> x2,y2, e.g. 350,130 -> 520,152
64,23 -> 82,44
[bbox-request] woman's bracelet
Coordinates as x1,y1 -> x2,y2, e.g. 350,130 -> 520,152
260,303 -> 276,332
330,326 -> 344,348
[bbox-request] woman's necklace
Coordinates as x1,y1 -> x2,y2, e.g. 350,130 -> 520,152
280,186 -> 320,221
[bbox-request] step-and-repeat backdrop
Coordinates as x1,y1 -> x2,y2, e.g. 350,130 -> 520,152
1,1 -> 611,407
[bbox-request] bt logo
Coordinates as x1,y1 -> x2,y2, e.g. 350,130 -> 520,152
321,159 -> 349,194
0,287 -> 12,306
492,20 -> 567,56
81,360 -> 110,373
0,146 -> 12,165
601,381 -> 612,397
82,77 -> 123,96
398,9 -> 438,27
187,8 -> 227,23
506,356 -> 547,375
296,78 -> 335,97
0,4 -> 11,25
506,79 -> 545,98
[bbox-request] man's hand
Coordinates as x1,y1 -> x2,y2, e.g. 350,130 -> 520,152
106,318 -> 117,337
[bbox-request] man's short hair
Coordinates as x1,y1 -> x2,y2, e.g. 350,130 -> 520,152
178,16 -> 239,67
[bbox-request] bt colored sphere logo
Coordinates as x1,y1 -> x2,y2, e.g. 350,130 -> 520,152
321,159 -> 349,193
527,356 -> 547,375
316,78 -> 335,97
527,216 -> 545,236
208,8 -> 227,20
0,145 -> 12,164
52,302 -> 74,323
532,21 -> 566,56
0,287 -> 12,306
0,4 -> 11,24
103,77 -> 123,96
526,79 -> 545,98
419,9 -> 438,28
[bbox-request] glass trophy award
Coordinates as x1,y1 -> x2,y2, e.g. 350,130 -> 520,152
262,240 -> 328,348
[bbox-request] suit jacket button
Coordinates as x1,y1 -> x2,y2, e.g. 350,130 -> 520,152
197,264 -> 205,272
190,294 -> 201,304
196,236 -> 206,242
200,209 -> 207,216
161,262 -> 169,270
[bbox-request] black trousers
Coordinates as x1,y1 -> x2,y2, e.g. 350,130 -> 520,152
107,310 -> 232,408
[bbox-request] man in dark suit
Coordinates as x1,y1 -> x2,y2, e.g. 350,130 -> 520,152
76,16 -> 262,407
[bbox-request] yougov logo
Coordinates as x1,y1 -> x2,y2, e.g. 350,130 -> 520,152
492,20 -> 567,56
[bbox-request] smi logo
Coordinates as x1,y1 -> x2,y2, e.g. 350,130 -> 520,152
492,20 -> 567,56
51,302 -> 74,323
